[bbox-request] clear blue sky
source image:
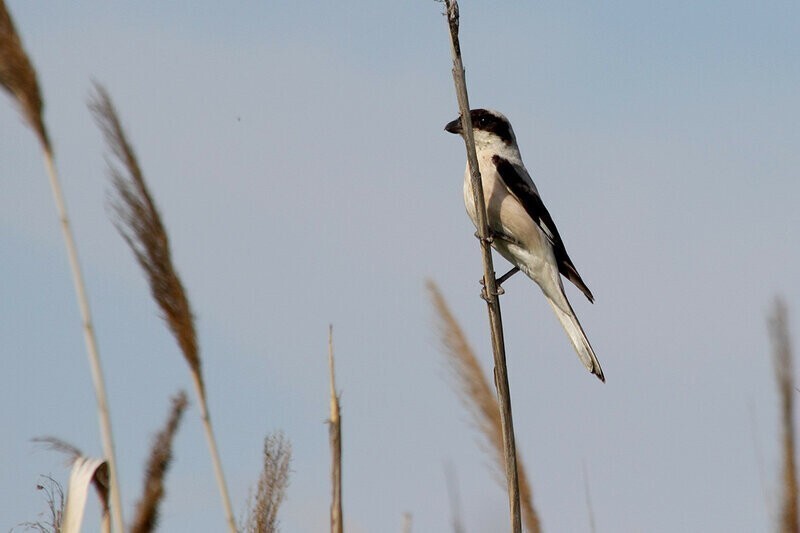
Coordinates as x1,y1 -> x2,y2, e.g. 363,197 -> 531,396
2,1 -> 799,531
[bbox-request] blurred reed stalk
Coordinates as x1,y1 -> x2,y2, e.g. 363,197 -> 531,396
583,463 -> 597,533
88,84 -> 237,532
769,298 -> 798,533
440,1 -> 521,531
402,512 -> 412,533
328,326 -> 343,533
130,391 -> 189,533
429,281 -> 541,533
243,431 -> 292,533
444,464 -> 465,533
0,3 -> 123,530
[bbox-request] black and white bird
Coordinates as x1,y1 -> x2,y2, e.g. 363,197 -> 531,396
445,109 -> 604,382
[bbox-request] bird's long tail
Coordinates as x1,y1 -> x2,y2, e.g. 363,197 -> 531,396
546,296 -> 605,382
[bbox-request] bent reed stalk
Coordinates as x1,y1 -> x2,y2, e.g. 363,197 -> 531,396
0,3 -> 124,530
441,1 -> 521,531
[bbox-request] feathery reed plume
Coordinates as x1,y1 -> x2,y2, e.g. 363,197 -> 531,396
769,298 -> 798,533
1,5 -> 123,530
0,0 -> 48,150
130,391 -> 189,533
328,326 -> 343,533
15,475 -> 65,533
440,2 -> 521,530
244,432 -> 292,533
428,281 -> 541,533
32,437 -> 84,463
88,83 -> 237,533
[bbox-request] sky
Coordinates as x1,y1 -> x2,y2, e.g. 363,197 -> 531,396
1,1 -> 799,531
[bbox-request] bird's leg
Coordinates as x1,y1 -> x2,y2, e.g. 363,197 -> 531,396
479,267 -> 519,300
496,266 -> 520,287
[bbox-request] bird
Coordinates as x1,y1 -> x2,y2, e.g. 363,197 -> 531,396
445,108 -> 604,382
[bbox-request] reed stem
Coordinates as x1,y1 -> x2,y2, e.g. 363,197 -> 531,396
442,2 -> 521,531
42,149 -> 124,533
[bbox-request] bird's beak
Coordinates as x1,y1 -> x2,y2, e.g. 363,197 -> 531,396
444,117 -> 463,134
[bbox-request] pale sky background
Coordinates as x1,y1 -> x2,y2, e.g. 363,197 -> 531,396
1,1 -> 799,532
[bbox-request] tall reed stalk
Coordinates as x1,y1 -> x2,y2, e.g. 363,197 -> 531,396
0,3 -> 123,530
440,1 -> 521,531
89,84 -> 237,532
328,326 -> 343,533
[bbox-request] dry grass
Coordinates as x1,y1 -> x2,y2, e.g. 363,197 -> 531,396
428,280 -> 541,533
130,391 -> 189,533
770,298 -> 798,533
15,475 -> 65,533
89,83 -> 237,532
243,432 -> 293,533
0,0 -> 49,151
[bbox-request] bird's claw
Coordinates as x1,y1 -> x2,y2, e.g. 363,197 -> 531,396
474,230 -> 494,245
479,278 -> 505,300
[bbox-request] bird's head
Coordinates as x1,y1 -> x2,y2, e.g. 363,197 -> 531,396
444,109 -> 516,149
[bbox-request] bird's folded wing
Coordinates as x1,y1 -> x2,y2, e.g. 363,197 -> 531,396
491,155 -> 595,302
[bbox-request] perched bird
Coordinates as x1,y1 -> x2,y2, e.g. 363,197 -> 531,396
445,109 -> 604,382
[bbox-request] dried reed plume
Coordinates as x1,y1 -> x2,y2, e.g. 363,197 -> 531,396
441,1 -> 521,530
0,0 -> 48,150
1,5 -> 123,530
428,281 -> 541,533
328,326 -> 343,533
32,437 -> 84,464
769,298 -> 798,533
243,432 -> 292,533
130,391 -> 189,533
89,83 -> 237,532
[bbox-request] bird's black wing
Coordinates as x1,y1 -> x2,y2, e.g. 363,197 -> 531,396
492,155 -> 594,302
